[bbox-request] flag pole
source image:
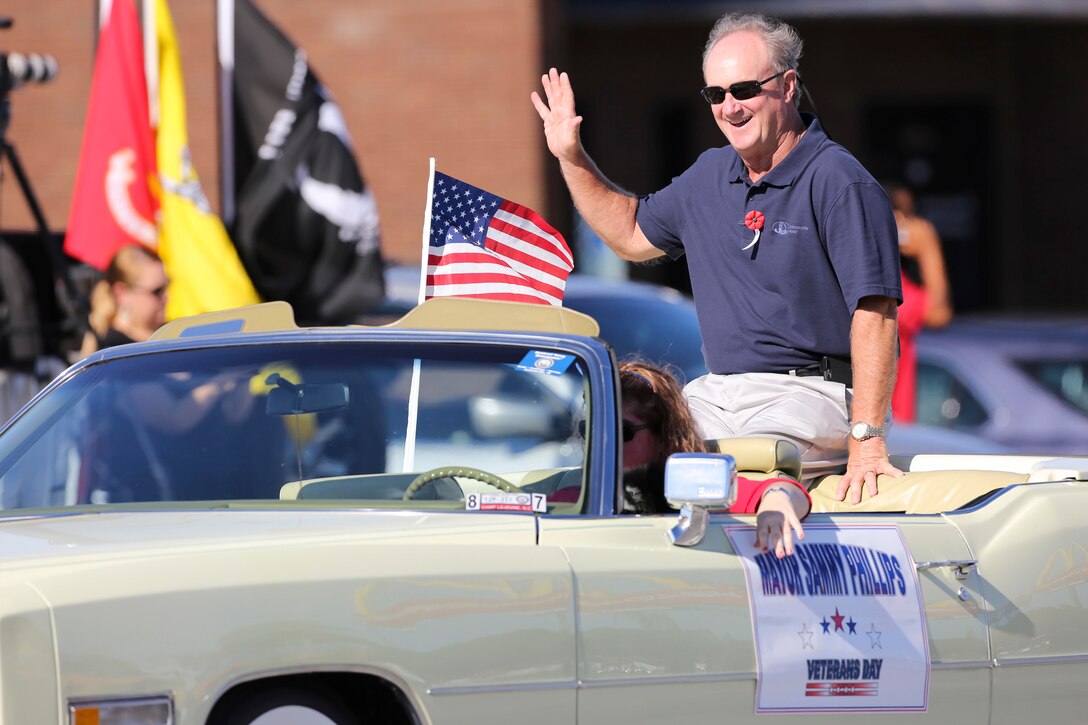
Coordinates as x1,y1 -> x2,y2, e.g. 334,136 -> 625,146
401,157 -> 436,473
143,0 -> 159,131
416,156 -> 435,305
216,0 -> 236,226
99,0 -> 113,30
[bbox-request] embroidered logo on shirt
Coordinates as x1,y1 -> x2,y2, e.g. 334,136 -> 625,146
772,221 -> 810,235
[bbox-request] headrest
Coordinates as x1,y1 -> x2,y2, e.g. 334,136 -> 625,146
705,437 -> 803,480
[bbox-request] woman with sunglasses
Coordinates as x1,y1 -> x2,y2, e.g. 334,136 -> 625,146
80,244 -> 169,355
619,360 -> 810,558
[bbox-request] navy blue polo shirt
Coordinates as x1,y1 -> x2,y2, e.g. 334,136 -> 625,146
636,115 -> 901,375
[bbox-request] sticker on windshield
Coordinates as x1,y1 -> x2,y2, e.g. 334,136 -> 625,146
466,492 -> 547,513
516,350 -> 575,376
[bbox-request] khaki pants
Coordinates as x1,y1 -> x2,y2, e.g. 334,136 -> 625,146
684,372 -> 853,481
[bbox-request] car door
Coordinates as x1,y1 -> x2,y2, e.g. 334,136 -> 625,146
948,479 -> 1088,725
539,510 -> 990,724
30,513 -> 579,725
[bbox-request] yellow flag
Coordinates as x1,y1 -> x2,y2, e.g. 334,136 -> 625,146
155,0 -> 260,320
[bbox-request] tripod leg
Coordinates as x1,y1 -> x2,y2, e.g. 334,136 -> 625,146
1,140 -> 87,339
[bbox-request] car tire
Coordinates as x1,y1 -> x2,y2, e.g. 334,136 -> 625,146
209,686 -> 356,725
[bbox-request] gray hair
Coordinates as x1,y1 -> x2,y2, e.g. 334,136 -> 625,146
702,13 -> 803,76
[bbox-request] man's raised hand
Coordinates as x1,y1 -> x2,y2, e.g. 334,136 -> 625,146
530,68 -> 584,163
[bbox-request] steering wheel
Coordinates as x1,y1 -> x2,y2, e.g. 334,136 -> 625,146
403,466 -> 523,500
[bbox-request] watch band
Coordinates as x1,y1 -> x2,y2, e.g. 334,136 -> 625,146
850,421 -> 887,441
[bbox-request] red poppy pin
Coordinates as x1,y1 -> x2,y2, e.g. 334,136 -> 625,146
743,210 -> 765,250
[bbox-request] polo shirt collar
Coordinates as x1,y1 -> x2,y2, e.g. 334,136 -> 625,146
727,113 -> 826,188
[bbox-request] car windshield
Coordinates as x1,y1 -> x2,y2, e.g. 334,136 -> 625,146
1015,358 -> 1088,416
0,341 -> 590,513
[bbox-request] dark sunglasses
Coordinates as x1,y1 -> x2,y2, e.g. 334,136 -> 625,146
700,71 -> 785,105
622,419 -> 652,442
576,419 -> 653,442
129,283 -> 168,298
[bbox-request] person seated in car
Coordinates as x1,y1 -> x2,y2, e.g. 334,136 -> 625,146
620,360 -> 810,558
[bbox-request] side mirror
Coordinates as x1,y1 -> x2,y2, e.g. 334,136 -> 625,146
664,453 -> 737,547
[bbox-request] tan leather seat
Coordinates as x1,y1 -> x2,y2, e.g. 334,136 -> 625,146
519,467 -> 582,495
704,437 -> 1029,514
808,469 -> 1028,514
706,437 -> 803,481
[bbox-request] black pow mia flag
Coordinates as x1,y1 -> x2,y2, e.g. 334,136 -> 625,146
227,0 -> 384,324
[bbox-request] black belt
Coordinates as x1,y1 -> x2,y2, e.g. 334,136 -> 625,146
784,356 -> 853,387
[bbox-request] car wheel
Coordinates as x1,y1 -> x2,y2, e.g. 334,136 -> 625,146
209,686 -> 356,725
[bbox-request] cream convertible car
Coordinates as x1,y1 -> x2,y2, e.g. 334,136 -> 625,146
0,299 -> 1086,725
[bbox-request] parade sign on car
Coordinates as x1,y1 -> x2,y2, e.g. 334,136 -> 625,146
725,523 -> 930,713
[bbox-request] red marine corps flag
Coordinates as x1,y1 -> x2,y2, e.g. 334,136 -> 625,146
65,0 -> 158,270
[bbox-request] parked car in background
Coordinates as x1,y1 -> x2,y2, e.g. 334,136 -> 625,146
0,298 -> 1085,724
916,317 -> 1088,455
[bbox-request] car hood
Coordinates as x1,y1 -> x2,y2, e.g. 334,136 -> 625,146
0,509 -> 537,572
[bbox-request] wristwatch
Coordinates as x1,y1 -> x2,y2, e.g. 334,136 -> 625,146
850,421 -> 887,442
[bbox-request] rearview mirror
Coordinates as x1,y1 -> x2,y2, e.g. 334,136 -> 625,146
266,383 -> 350,415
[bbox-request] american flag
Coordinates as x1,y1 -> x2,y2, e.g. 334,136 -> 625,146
425,171 -> 574,305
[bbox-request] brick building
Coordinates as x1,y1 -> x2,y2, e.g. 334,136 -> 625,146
3,0 -> 1088,314
0,0 -> 554,268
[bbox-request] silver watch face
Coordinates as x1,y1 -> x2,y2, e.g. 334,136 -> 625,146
850,422 -> 883,441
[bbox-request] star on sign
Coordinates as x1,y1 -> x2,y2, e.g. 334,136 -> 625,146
847,617 -> 858,635
798,622 -> 815,650
867,623 -> 883,649
820,617 -> 831,634
830,607 -> 846,632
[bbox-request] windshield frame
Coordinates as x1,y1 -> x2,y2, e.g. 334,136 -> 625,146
0,328 -> 622,518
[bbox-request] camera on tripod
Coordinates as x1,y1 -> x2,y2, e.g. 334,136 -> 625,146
0,17 -> 58,96
0,15 -> 73,386
1,52 -> 57,90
